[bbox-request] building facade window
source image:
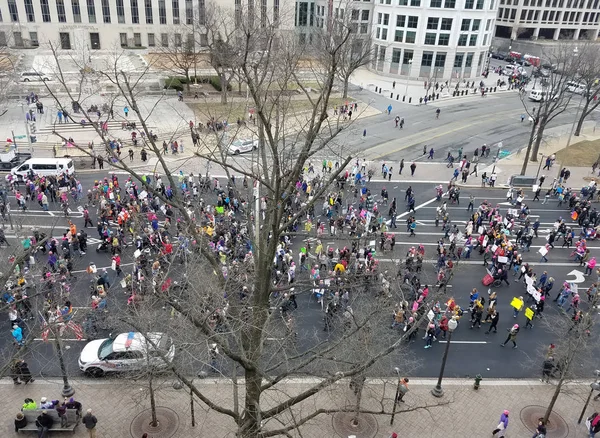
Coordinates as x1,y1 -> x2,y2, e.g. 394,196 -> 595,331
394,29 -> 404,41
72,0 -> 81,23
134,33 -> 142,47
407,15 -> 418,27
172,0 -> 180,24
101,0 -> 111,23
454,52 -> 464,67
24,0 -> 35,22
148,33 -> 155,46
158,0 -> 166,24
116,0 -> 125,23
14,31 -> 23,47
471,18 -> 480,30
235,0 -> 242,25
57,0 -> 67,22
441,17 -> 452,29
120,33 -> 127,46
427,17 -> 439,28
131,0 -> 139,24
272,0 -> 278,24
174,33 -> 182,47
161,33 -> 168,46
90,32 -> 100,49
405,30 -> 416,42
0,33 -> 6,46
469,34 -> 477,45
435,52 -> 446,67
30,31 -> 39,46
60,32 -> 71,49
87,0 -> 97,23
396,14 -> 405,26
465,0 -> 475,7
8,0 -> 18,22
185,0 -> 193,24
438,33 -> 450,44
430,0 -> 442,5
458,34 -> 467,45
465,52 -> 474,67
40,0 -> 50,22
444,0 -> 456,6
144,0 -> 152,23
461,18 -> 470,29
424,32 -> 436,44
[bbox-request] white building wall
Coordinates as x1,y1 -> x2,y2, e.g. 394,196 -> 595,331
0,0 -> 295,51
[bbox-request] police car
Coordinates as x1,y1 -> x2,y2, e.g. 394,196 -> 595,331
78,332 -> 175,377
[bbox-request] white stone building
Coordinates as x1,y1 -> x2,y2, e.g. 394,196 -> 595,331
0,0 -> 293,51
312,0 -> 498,79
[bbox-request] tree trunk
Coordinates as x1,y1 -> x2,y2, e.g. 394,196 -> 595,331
575,99 -> 590,136
351,376 -> 365,426
220,72 -> 228,105
520,118 -> 538,175
186,72 -> 191,91
238,369 -> 262,437
543,376 -> 564,424
343,76 -> 350,99
530,124 -> 546,162
149,372 -> 158,427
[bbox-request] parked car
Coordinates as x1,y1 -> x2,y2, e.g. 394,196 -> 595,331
491,51 -> 508,60
78,332 -> 175,377
228,138 -> 258,155
20,71 -> 52,82
532,68 -> 550,78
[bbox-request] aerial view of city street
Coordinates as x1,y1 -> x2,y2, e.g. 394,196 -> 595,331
2,0 -> 600,437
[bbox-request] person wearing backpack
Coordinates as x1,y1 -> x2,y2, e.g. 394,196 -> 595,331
589,412 -> 600,437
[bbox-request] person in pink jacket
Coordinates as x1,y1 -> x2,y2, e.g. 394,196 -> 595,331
585,257 -> 597,276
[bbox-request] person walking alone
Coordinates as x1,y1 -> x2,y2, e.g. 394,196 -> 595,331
82,409 -> 98,438
492,410 -> 509,437
500,324 -> 519,348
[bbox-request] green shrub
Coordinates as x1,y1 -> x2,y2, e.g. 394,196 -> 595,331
164,77 -> 183,91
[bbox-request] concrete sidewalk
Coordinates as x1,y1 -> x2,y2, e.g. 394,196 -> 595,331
349,67 -> 521,107
1,376 -> 595,437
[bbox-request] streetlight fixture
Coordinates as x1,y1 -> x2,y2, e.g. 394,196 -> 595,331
390,367 -> 403,425
431,317 -> 458,398
578,370 -> 600,424
404,59 -> 413,97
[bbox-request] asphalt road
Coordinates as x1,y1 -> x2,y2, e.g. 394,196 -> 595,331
1,169 -> 597,380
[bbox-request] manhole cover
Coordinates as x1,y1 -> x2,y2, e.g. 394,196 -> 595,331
520,405 -> 569,438
130,406 -> 180,438
332,412 -> 378,438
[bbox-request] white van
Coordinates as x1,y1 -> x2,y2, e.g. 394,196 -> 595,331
528,89 -> 557,102
20,71 -> 52,82
10,158 -> 75,180
566,81 -> 586,94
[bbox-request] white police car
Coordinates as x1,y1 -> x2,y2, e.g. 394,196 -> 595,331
78,332 -> 175,377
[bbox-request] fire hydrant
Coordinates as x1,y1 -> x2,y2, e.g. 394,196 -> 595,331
474,374 -> 483,390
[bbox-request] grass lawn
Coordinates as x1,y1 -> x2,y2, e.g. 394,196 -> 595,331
188,96 -> 354,122
554,139 -> 600,167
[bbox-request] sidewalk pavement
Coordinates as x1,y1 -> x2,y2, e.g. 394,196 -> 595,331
349,67 -> 521,106
1,376 -> 596,437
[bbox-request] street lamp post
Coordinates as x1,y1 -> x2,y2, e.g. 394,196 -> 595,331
54,334 -> 75,397
536,154 -> 545,179
404,59 -> 413,98
431,317 -> 458,398
578,370 -> 600,424
390,367 -> 402,425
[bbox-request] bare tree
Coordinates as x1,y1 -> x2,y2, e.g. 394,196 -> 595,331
536,295 -> 598,424
520,45 -> 581,175
200,6 -> 241,104
571,44 -> 600,137
154,30 -> 199,91
312,0 -> 374,99
39,17 -> 455,437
